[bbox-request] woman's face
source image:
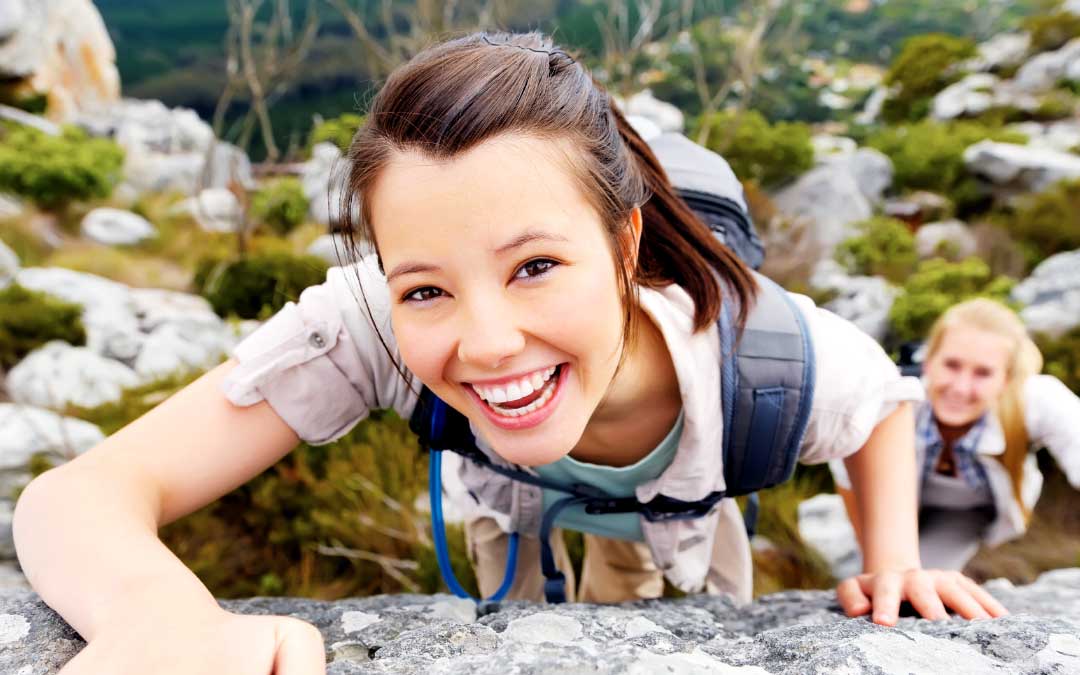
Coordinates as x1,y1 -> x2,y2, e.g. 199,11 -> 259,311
371,134 -> 628,466
924,325 -> 1012,428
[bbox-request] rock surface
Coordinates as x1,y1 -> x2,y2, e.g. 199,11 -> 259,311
0,403 -> 101,497
915,220 -> 977,261
0,238 -> 18,288
964,140 -> 1080,195
1012,249 -> 1080,338
79,208 -> 156,246
810,260 -> 896,342
1015,38 -> 1080,94
5,570 -> 1080,673
0,0 -> 120,121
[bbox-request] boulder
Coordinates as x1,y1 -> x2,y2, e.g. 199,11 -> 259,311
0,238 -> 18,288
0,0 -> 119,121
7,570 -> 1080,673
1012,249 -> 1080,338
174,188 -> 243,233
1010,120 -> 1080,154
0,402 -> 103,496
133,322 -> 233,381
0,194 -> 24,220
915,220 -> 978,261
968,33 -> 1031,72
810,134 -> 858,161
931,73 -> 1039,121
6,341 -> 141,410
797,493 -> 861,581
964,140 -> 1080,194
883,191 -> 953,227
302,142 -> 349,227
1015,38 -> 1080,94
773,165 -> 873,254
619,90 -> 684,133
810,260 -> 896,342
79,208 -> 156,246
854,85 -> 887,125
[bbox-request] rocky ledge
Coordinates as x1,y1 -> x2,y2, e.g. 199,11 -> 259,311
3,569 -> 1080,674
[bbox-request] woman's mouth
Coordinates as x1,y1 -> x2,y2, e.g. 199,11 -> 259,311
466,364 -> 569,430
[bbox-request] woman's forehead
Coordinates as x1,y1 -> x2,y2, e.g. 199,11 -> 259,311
936,325 -> 1012,366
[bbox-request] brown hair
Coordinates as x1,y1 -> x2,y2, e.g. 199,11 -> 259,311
339,31 -> 756,353
925,298 -> 1044,517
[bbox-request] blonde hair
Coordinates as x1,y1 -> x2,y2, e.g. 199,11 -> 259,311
925,298 -> 1043,516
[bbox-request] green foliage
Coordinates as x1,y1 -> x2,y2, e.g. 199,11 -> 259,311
0,283 -> 85,370
1036,327 -> 1080,395
995,178 -> 1080,269
0,125 -> 124,211
881,33 -> 976,123
888,258 -> 1016,343
695,111 -> 814,188
835,217 -> 917,283
193,251 -> 328,320
867,120 -> 1027,214
251,178 -> 310,236
309,113 -> 365,153
1025,11 -> 1080,53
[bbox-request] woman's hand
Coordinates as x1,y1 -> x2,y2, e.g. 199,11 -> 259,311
836,568 -> 1009,626
58,606 -> 326,675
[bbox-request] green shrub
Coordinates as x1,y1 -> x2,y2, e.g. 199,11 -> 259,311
251,177 -> 309,236
995,178 -> 1080,269
309,113 -> 365,153
193,251 -> 328,320
867,120 -> 1026,214
0,283 -> 86,369
0,124 -> 124,211
1036,326 -> 1080,395
1033,91 -> 1077,121
835,217 -> 917,283
882,33 -> 976,123
695,110 -> 814,188
889,258 -> 1016,343
1025,11 -> 1080,53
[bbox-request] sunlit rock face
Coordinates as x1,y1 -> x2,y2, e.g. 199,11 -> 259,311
0,0 -> 120,121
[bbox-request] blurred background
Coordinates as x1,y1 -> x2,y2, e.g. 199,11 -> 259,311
1,0 -> 1079,600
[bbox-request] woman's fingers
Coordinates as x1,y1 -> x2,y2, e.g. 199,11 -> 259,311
935,574 -> 991,620
836,575 -> 872,617
956,574 -> 1009,618
869,571 -> 903,626
271,617 -> 327,675
901,570 -> 949,621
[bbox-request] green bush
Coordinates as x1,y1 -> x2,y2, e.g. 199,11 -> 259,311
1036,326 -> 1080,395
835,217 -> 918,283
309,113 -> 365,154
193,251 -> 328,320
995,178 -> 1080,269
889,258 -> 1016,343
881,33 -> 976,123
0,283 -> 86,370
1025,11 -> 1080,53
251,178 -> 309,236
867,120 -> 1026,214
0,124 -> 124,211
695,110 -> 814,188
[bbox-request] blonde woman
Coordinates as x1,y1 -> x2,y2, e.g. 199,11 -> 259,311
837,298 -> 1080,570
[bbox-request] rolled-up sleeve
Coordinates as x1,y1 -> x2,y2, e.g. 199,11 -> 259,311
220,257 -> 418,445
789,294 -> 924,467
1025,374 -> 1080,488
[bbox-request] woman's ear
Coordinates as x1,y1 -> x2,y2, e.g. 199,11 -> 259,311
619,207 -> 644,274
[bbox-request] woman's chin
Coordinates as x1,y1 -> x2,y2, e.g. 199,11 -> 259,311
487,437 -> 572,467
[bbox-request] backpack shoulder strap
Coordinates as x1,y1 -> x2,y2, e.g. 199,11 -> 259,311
718,271 -> 816,496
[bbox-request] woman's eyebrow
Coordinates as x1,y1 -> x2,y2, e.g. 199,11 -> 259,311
385,262 -> 439,284
494,230 -> 569,254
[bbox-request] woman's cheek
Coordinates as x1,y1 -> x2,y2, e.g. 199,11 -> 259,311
391,313 -> 446,385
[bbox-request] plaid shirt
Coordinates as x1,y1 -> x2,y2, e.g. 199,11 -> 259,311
917,401 -> 993,494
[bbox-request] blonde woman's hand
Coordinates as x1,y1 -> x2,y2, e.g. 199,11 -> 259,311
58,606 -> 326,675
836,568 -> 1009,626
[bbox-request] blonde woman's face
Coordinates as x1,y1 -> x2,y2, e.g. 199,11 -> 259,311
924,325 -> 1012,428
371,134 -> 626,466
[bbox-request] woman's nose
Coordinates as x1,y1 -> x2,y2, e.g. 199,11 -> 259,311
456,300 -> 526,369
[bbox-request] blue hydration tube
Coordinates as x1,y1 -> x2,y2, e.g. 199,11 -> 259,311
429,448 -> 519,602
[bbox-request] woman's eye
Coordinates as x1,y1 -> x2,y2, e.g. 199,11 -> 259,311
514,258 -> 558,280
404,287 -> 444,303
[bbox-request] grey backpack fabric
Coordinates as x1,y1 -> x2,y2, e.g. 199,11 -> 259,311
647,132 -> 766,270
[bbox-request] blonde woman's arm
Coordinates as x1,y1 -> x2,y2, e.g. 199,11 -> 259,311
1025,374 -> 1080,487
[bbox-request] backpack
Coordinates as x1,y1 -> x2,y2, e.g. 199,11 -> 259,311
409,133 -> 813,604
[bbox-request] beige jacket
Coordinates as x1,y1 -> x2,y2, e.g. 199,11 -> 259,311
221,257 -> 923,599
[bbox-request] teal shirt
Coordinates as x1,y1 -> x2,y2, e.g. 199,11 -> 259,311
533,411 -> 684,541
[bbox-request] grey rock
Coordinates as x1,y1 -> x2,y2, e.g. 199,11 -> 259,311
0,403 -> 102,497
797,493 -> 861,581
969,33 -> 1032,72
932,73 -> 1040,121
964,140 -> 1080,194
0,105 -> 60,137
303,143 -> 350,227
883,191 -> 953,226
0,238 -> 18,288
0,193 -> 25,218
773,165 -> 873,254
174,188 -> 242,233
810,260 -> 896,342
9,569 -> 1080,673
79,208 -> 156,246
855,85 -> 887,125
1012,249 -> 1080,337
133,321 -> 232,381
915,219 -> 978,260
0,562 -> 29,590
1015,38 -> 1080,94
1010,120 -> 1080,154
7,341 -> 141,410
619,90 -> 684,133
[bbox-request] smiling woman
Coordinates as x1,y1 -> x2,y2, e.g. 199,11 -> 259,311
13,31 -> 1010,674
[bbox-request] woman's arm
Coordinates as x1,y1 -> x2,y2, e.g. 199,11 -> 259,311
836,402 -> 1008,625
1025,375 -> 1080,487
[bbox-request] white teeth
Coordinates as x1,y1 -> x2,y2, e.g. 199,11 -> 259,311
471,365 -> 558,403
487,373 -> 558,417
530,372 -> 544,390
506,382 -> 523,400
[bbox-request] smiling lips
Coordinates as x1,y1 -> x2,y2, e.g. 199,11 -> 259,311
470,365 -> 561,417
